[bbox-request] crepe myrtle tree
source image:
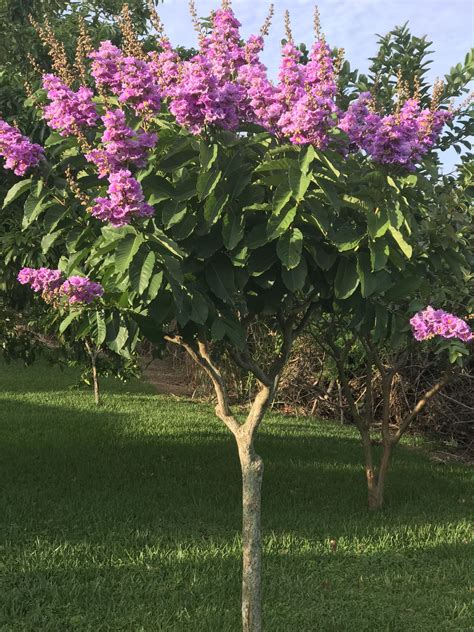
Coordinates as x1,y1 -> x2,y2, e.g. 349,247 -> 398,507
1,2 -> 472,629
308,156 -> 474,510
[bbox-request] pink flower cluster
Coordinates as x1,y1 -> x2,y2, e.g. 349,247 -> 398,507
0,119 -> 44,175
152,9 -> 339,146
275,40 -> 339,146
17,267 -> 63,299
85,109 -> 157,177
60,276 -> 104,304
18,267 -> 103,304
340,93 -> 452,169
90,169 -> 154,226
410,306 -> 473,343
89,41 -> 161,114
42,74 -> 99,136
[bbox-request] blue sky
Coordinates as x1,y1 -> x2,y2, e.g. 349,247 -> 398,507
156,0 -> 473,82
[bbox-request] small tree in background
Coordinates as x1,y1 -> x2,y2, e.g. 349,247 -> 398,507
0,2 -> 472,629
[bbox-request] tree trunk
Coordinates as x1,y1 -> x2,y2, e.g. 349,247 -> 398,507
91,357 -> 100,406
360,427 -> 379,510
370,441 -> 392,510
237,435 -> 264,632
85,341 -> 100,406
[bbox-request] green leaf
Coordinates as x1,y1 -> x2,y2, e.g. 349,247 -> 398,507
146,272 -> 163,301
389,226 -> 412,258
22,192 -> 48,228
369,239 -> 389,271
256,158 -> 290,172
130,249 -> 156,294
162,201 -> 187,228
288,166 -> 311,201
41,231 -> 60,254
357,252 -> 387,298
314,179 -> 340,208
44,131 -> 66,147
367,208 -> 390,239
163,255 -> 184,285
273,182 -> 292,214
3,179 -> 32,208
59,311 -> 80,334
205,256 -> 235,303
197,168 -> 222,201
204,193 -> 229,227
304,197 -> 331,236
267,205 -> 297,240
115,233 -> 143,273
373,305 -> 389,342
299,146 -> 316,174
245,224 -> 268,250
385,275 -> 421,301
43,204 -> 68,232
222,211 -> 244,250
95,312 -> 106,346
107,325 -> 129,356
281,255 -> 307,291
276,228 -> 303,270
160,147 -> 196,171
334,258 -> 359,299
200,142 -> 218,170
248,244 -> 277,276
190,291 -> 209,325
150,230 -> 184,258
332,225 -> 365,252
142,174 -> 174,204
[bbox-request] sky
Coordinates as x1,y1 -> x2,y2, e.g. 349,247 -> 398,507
156,0 -> 473,83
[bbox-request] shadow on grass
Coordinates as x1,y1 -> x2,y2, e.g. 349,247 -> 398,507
1,399 -> 471,545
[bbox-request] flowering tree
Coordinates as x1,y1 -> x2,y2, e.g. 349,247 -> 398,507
0,2 -> 472,629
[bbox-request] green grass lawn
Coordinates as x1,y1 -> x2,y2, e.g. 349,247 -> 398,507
0,360 -> 472,631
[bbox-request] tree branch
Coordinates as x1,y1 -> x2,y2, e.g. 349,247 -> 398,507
393,368 -> 453,444
165,334 -> 241,435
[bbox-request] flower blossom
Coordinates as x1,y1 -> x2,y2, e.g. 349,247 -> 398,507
90,169 -> 154,226
340,93 -> 451,169
42,74 -> 98,136
276,39 -> 339,147
18,267 -> 63,301
0,120 -> 44,175
89,41 -> 160,114
410,306 -> 473,343
18,268 -> 104,305
85,110 -> 157,177
60,276 -> 104,304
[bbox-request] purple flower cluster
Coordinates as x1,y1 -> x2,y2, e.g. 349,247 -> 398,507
89,41 -> 161,114
410,306 -> 473,343
276,40 -> 339,147
161,9 -> 338,145
148,41 -> 181,98
9,4 -> 449,183
90,169 -> 154,226
17,267 -> 63,300
85,109 -> 157,177
340,93 -> 452,169
18,267 -> 103,305
60,276 -> 104,304
42,74 -> 99,136
0,119 -> 44,175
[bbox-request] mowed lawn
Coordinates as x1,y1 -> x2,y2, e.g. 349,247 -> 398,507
0,361 -> 472,631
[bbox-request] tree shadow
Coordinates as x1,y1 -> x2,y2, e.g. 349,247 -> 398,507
1,396 -> 472,630
1,399 -> 471,544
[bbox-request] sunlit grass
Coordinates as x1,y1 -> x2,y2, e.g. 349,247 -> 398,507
0,360 -> 472,631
